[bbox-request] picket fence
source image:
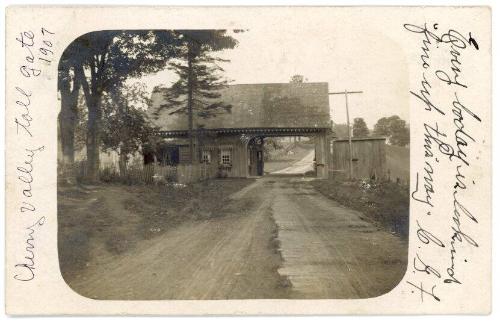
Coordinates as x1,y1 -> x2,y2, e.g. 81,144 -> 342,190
68,161 -> 219,185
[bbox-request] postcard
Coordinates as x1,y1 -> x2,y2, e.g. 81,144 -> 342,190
4,5 -> 491,315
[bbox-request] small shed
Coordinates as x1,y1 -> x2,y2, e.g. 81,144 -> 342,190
331,137 -> 387,179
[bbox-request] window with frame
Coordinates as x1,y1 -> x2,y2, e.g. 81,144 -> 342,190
201,150 -> 211,164
220,149 -> 232,166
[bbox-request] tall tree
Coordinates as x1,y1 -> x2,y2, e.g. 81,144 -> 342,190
101,82 -> 156,177
58,40 -> 92,184
156,30 -> 239,163
373,116 -> 392,137
58,44 -> 81,165
373,115 -> 410,146
388,119 -> 410,146
352,117 -> 369,137
63,30 -> 178,181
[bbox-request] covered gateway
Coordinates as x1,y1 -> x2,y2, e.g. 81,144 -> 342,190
148,82 -> 332,178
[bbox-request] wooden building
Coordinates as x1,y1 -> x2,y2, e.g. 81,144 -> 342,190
331,137 -> 387,179
148,82 -> 332,178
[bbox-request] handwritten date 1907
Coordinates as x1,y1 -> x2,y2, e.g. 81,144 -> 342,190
16,27 -> 54,78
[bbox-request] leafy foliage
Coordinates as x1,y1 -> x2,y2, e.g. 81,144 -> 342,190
263,138 -> 285,160
352,118 -> 369,138
100,82 -> 157,159
69,31 -> 178,94
59,30 -> 179,180
373,115 -> 410,146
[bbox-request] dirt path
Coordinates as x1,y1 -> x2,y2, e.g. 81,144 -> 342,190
271,150 -> 315,175
66,182 -> 288,300
64,177 -> 407,300
264,143 -> 314,174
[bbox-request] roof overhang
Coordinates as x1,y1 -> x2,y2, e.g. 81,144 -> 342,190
157,127 -> 331,138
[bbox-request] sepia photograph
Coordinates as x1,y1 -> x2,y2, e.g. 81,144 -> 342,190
56,27 -> 411,300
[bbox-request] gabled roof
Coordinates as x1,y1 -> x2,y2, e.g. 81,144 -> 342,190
148,82 -> 331,131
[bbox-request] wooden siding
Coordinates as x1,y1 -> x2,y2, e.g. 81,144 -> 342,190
214,136 -> 248,178
332,138 -> 387,179
149,82 -> 331,131
178,146 -> 191,164
176,136 -> 249,178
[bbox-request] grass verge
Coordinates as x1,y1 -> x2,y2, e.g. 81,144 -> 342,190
311,177 -> 409,238
57,178 -> 255,280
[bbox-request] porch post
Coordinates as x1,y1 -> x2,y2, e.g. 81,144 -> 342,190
315,132 -> 330,179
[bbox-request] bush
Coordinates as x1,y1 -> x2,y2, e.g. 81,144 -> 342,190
99,166 -> 120,183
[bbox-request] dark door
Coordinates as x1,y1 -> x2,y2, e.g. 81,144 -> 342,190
248,137 -> 264,177
248,147 -> 257,176
256,150 -> 263,176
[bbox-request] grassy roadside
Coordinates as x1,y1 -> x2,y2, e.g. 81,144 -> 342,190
311,177 -> 409,238
58,179 -> 255,281
124,178 -> 256,239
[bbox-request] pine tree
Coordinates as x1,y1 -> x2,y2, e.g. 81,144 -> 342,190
157,30 -> 239,163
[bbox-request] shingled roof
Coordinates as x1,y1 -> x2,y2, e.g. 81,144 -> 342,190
148,82 -> 331,131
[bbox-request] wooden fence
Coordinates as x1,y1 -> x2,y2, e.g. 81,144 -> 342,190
177,163 -> 219,184
330,138 -> 410,186
65,161 -> 219,185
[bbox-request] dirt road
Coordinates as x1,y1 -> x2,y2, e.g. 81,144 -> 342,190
271,178 -> 407,298
271,150 -> 315,175
66,177 -> 407,300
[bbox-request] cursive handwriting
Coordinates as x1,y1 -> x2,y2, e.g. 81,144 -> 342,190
14,217 -> 45,281
16,27 -> 55,78
405,21 -> 481,303
17,146 -> 45,198
14,87 -> 33,137
12,26 -> 54,285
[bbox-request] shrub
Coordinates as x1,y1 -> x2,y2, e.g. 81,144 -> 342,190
99,166 -> 120,183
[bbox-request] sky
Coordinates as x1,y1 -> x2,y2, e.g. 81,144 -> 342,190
137,25 -> 410,129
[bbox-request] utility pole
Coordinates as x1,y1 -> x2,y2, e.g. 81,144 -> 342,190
328,90 -> 363,179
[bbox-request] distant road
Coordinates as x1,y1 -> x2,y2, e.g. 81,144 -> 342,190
271,150 -> 315,175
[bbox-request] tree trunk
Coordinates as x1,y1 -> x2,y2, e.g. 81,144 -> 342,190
76,62 -> 103,183
86,96 -> 102,182
118,150 -> 128,178
59,88 -> 78,163
58,69 -> 80,184
187,42 -> 195,164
